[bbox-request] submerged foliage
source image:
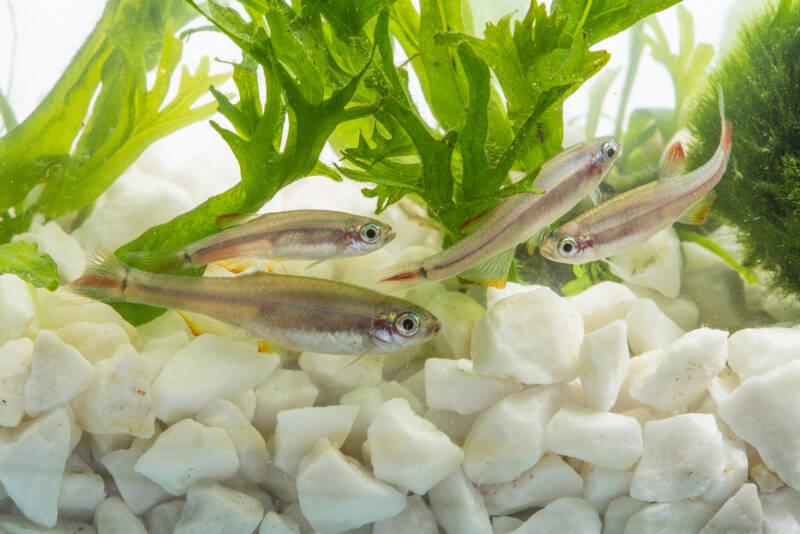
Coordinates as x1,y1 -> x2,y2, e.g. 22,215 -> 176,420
687,0 -> 800,296
0,0 -> 227,283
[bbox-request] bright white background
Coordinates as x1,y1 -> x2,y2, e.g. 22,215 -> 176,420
0,0 -> 767,212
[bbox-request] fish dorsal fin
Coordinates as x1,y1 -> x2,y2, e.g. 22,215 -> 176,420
215,212 -> 261,229
458,248 -> 515,288
178,311 -> 237,338
678,193 -> 715,225
458,209 -> 489,231
659,141 -> 687,181
526,226 -> 553,255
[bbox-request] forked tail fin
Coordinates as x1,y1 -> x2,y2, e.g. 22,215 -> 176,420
69,248 -> 129,303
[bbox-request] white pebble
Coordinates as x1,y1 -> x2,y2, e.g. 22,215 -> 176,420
0,407 -> 75,527
544,405 -> 643,469
57,463 -> 106,520
372,495 -> 438,534
151,334 -> 279,423
492,516 -> 524,534
95,496 -> 148,533
581,464 -> 633,513
703,436 -> 749,504
727,327 -> 800,381
628,328 -> 729,412
35,287 -> 138,340
480,453 -> 583,515
296,438 -> 406,534
472,287 -> 583,384
53,321 -> 132,364
699,483 -> 762,534
196,399 -> 269,484
580,320 -> 629,411
259,511 -> 301,534
718,359 -> 800,491
750,454 -> 784,494
486,282 -> 533,309
101,442 -> 172,516
603,497 -> 647,534
13,220 -> 85,283
623,500 -> 717,534
428,468 -> 492,534
400,367 -> 427,406
463,386 -> 561,484
425,358 -> 521,415
145,500 -> 185,534
568,282 -> 637,333
629,285 -> 700,331
608,227 -> 682,298
135,419 -> 240,495
377,380 -> 424,413
25,331 -> 93,416
273,405 -> 358,477
368,398 -> 463,494
425,292 -> 485,358
760,487 -> 800,533
230,388 -> 256,422
0,274 -> 34,344
173,482 -> 264,534
625,299 -> 685,355
72,344 -> 155,438
339,387 -> 384,458
252,369 -> 318,435
298,352 -> 383,403
510,497 -> 601,534
424,408 -> 479,445
630,413 -> 724,502
0,338 -> 33,427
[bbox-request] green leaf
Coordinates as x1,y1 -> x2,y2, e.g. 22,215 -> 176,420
552,0 -> 683,46
0,241 -> 59,290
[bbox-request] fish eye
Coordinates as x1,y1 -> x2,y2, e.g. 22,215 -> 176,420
395,312 -> 420,336
360,223 -> 381,244
558,236 -> 579,257
602,141 -> 618,160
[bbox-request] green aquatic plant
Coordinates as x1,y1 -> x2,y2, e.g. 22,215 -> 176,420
687,0 -> 800,296
0,0 -> 228,287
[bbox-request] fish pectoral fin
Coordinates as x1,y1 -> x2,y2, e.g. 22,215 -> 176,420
215,257 -> 256,274
215,212 -> 262,229
678,194 -> 715,225
458,248 -> 515,288
178,311 -> 237,338
659,141 -> 687,181
258,339 -> 277,353
526,227 -> 553,255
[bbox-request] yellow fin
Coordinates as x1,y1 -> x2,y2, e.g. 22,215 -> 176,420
215,257 -> 256,274
678,194 -> 715,225
526,227 -> 553,255
659,141 -> 687,181
458,248 -> 515,288
258,339 -> 277,354
178,311 -> 237,338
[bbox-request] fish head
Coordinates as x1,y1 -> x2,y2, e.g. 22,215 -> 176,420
347,218 -> 396,253
368,303 -> 440,352
540,226 -> 595,265
585,136 -> 621,180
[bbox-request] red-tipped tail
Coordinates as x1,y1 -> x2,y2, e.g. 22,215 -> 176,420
69,248 -> 129,303
722,119 -> 734,154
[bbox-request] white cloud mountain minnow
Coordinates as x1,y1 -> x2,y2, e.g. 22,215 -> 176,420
70,250 -> 439,355
541,87 -> 733,265
378,136 -> 621,288
126,210 -> 395,272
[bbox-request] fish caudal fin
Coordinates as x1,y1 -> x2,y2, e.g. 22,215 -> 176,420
373,260 -> 428,289
123,249 -> 186,272
69,248 -> 129,303
717,84 -> 733,153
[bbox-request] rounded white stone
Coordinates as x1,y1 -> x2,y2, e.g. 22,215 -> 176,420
544,405 -> 643,469
25,331 -> 93,416
368,398 -> 463,494
94,496 -> 148,534
568,281 -> 637,333
377,380 -> 424,413
296,438 -> 406,534
761,487 -> 800,533
145,500 -> 185,534
603,497 -> 647,534
0,338 -> 33,427
623,500 -> 717,534
424,358 -> 521,415
372,495 -> 438,534
630,413 -> 725,502
134,418 -> 240,495
428,468 -> 492,534
608,227 -> 682,298
273,404 -> 359,477
625,298 -> 685,355
579,319 -> 629,411
298,352 -> 383,403
699,483 -> 762,534
259,511 -> 301,534
511,496 -> 601,534
471,286 -> 583,384
423,408 -> 479,446
13,220 -> 85,283
727,327 -> 800,381
53,321 -> 132,364
101,444 -> 172,516
480,453 -> 583,515
151,334 -> 279,423
173,482 -> 264,534
703,436 -> 748,504
57,468 -> 106,521
0,274 -> 34,344
34,287 -> 138,340
252,369 -> 319,436
581,463 -> 633,513
463,386 -> 561,485
339,386 -> 384,458
424,291 -> 485,359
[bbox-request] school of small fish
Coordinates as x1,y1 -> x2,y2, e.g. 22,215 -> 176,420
71,89 -> 731,356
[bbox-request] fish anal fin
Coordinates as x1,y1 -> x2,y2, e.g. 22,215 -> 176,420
526,227 -> 552,255
458,248 -> 514,288
178,311 -> 236,338
215,257 -> 256,274
215,212 -> 261,229
678,194 -> 715,225
258,339 -> 277,353
659,141 -> 687,181
458,209 -> 488,231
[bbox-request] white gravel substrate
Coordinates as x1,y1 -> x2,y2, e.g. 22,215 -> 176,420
3,172 -> 800,533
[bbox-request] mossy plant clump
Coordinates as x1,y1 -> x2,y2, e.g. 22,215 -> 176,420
687,0 -> 800,296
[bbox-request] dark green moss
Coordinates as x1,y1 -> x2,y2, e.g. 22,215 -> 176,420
687,0 -> 800,295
